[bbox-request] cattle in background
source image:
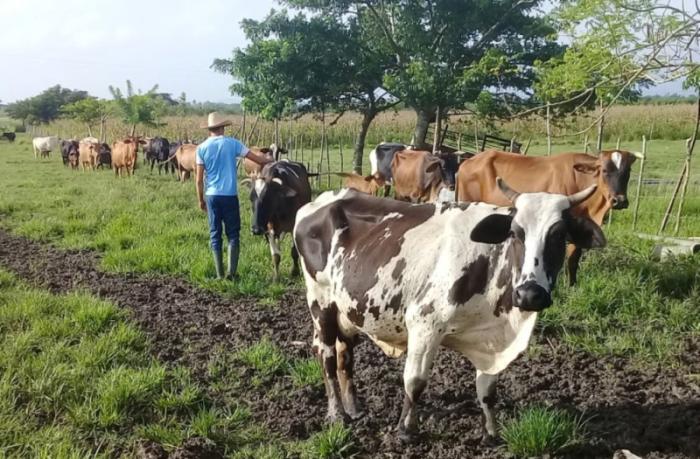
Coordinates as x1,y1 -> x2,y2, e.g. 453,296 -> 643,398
144,137 -> 173,174
332,172 -> 386,195
32,136 -> 60,159
1,132 -> 16,142
456,149 -> 638,284
294,180 -> 604,442
391,150 -> 458,203
96,143 -> 112,169
175,144 -> 197,181
369,142 -> 406,192
112,137 -> 145,177
60,140 -> 79,166
248,160 -> 312,280
78,138 -> 100,171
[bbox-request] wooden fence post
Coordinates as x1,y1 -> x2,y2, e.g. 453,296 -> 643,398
432,106 -> 441,153
674,139 -> 694,235
632,136 -> 647,231
546,102 -> 552,156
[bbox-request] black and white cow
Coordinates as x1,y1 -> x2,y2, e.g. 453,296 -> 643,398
249,160 -> 312,280
293,179 -> 605,442
369,142 -> 406,185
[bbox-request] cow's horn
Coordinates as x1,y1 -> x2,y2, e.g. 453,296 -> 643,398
568,184 -> 597,207
272,177 -> 283,185
496,177 -> 520,202
631,151 -> 645,160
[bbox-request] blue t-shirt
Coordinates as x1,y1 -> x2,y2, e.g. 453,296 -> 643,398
195,136 -> 248,196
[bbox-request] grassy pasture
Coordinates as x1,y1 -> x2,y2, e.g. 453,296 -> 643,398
0,135 -> 698,364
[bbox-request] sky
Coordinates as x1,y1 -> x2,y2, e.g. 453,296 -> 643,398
0,0 -> 276,104
0,0 -> 690,104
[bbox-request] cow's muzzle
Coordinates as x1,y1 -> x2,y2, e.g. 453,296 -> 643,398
251,225 -> 266,236
611,195 -> 629,210
514,281 -> 552,311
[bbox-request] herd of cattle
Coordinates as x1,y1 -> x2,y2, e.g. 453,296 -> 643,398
27,133 -> 641,444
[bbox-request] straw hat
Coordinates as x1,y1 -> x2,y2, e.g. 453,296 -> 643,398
201,112 -> 233,129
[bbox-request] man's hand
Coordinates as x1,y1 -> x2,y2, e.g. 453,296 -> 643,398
199,200 -> 207,213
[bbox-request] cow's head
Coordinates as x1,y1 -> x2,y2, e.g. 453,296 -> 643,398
249,176 -> 297,235
573,150 -> 637,210
470,178 -> 605,311
436,152 -> 459,191
122,137 -> 148,151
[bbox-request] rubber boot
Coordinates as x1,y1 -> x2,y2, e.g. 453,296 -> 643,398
226,241 -> 240,280
212,250 -> 225,280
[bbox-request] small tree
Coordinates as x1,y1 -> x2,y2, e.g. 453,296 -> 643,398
62,98 -> 110,137
108,80 -> 166,137
6,85 -> 89,125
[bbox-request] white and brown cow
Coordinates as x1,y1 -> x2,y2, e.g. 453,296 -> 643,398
293,179 -> 605,442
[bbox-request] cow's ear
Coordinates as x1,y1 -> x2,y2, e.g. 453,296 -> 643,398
565,213 -> 606,248
138,139 -> 147,145
470,213 -> 513,244
573,163 -> 599,175
426,161 -> 441,173
123,139 -> 132,144
363,175 -> 374,182
282,186 -> 297,198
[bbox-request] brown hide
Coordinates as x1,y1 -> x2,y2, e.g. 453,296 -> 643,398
244,147 -> 274,177
391,150 -> 444,203
112,137 -> 143,177
78,141 -> 98,171
334,172 -> 386,195
175,144 -> 197,181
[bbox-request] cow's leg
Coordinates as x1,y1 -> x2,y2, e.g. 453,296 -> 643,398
398,325 -> 440,440
267,232 -> 281,281
336,334 -> 362,419
309,298 -> 346,422
476,370 -> 499,445
291,244 -> 300,277
566,244 -> 583,286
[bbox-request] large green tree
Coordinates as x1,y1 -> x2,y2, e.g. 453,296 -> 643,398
286,0 -> 561,146
214,9 -> 396,172
6,85 -> 89,125
61,98 -> 111,137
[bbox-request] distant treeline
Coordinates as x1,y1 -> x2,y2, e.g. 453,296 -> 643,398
624,94 -> 697,105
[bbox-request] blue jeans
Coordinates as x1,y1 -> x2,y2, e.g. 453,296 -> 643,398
206,195 -> 240,252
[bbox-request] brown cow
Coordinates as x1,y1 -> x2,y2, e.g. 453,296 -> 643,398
175,144 -> 198,181
391,150 -> 450,203
456,149 -> 639,284
112,137 -> 145,177
243,146 -> 275,178
332,171 -> 386,195
78,138 -> 99,171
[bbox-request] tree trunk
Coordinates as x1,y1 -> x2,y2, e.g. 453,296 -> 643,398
353,109 -> 376,174
413,108 -> 433,148
87,124 -> 93,137
130,124 -> 136,137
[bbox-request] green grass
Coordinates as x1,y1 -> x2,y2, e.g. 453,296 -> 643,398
289,358 -> 324,388
297,423 -> 355,459
0,269 -> 272,457
236,338 -> 288,376
500,406 -> 588,458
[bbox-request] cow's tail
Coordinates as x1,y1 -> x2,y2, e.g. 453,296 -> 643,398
156,150 -> 179,166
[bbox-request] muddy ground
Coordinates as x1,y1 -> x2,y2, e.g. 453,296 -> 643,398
0,229 -> 698,459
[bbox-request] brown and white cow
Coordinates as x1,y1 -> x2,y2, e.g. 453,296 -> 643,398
391,150 -> 459,203
175,143 -> 198,181
294,180 -> 604,442
249,160 -> 312,280
332,171 -> 386,195
456,149 -> 638,284
243,145 -> 277,178
112,137 -> 145,177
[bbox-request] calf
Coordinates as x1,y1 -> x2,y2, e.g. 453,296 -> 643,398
60,140 -> 79,166
249,160 -> 312,280
332,172 -> 386,195
33,136 -> 59,159
112,137 -> 145,177
294,180 -> 604,442
456,149 -> 639,284
391,150 -> 458,203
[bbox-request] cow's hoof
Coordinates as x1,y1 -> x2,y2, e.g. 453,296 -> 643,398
397,428 -> 418,444
481,433 -> 502,447
346,409 -> 365,421
325,412 -> 351,425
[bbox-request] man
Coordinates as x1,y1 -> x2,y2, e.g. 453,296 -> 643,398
196,112 -> 271,280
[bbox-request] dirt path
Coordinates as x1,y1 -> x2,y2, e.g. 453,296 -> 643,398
0,229 -> 698,459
